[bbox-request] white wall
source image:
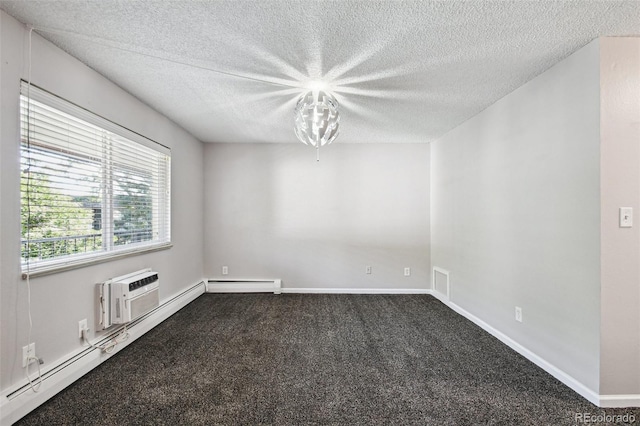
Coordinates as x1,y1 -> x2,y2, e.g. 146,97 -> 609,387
431,40 -> 602,391
0,11 -> 204,392
599,37 -> 640,396
203,143 -> 430,291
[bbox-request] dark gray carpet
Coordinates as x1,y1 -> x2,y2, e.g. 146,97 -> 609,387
16,294 -> 640,425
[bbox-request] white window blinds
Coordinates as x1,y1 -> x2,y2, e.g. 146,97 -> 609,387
20,82 -> 171,274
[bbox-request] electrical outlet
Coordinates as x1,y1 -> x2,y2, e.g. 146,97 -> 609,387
78,319 -> 88,338
222,266 -> 228,275
366,266 -> 372,274
515,306 -> 523,323
22,343 -> 36,368
404,267 -> 411,277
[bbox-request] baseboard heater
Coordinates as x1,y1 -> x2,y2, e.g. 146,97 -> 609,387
206,279 -> 282,294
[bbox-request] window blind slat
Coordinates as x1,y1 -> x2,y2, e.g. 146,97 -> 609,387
20,83 -> 171,271
21,82 -> 170,155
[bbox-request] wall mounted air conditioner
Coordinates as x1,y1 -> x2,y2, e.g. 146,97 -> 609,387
98,268 -> 159,330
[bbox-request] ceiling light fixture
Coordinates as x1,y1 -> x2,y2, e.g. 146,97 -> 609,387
294,89 -> 340,161
305,80 -> 330,92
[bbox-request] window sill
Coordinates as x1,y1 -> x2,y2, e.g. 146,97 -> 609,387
21,242 -> 173,280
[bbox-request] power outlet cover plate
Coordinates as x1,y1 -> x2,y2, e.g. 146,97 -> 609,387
78,319 -> 88,338
515,307 -> 523,323
22,343 -> 36,368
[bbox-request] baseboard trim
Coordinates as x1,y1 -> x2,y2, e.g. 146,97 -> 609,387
1,279 -> 206,425
427,291 -> 606,407
598,394 -> 640,408
206,279 -> 282,294
281,287 -> 431,294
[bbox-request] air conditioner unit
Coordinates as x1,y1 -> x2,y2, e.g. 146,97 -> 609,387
98,269 -> 159,329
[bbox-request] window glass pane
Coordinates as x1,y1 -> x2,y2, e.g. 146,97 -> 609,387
113,165 -> 154,246
21,145 -> 103,262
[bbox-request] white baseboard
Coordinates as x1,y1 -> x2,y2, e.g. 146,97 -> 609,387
598,394 -> 640,408
206,282 -> 429,295
428,291 -> 599,404
281,287 -> 430,294
0,279 -> 206,425
427,291 -> 640,408
206,279 -> 281,294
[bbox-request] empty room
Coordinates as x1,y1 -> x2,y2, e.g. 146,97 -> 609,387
1,1 -> 639,424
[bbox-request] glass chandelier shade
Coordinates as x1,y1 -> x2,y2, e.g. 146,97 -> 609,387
294,90 -> 340,149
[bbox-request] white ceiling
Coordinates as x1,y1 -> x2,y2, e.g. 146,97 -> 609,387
2,1 -> 639,144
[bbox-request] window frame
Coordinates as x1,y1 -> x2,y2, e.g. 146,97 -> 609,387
20,82 -> 172,278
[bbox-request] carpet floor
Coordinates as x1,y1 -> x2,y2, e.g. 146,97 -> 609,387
16,294 -> 640,425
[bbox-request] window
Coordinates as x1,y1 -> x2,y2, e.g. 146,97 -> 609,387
20,82 -> 171,275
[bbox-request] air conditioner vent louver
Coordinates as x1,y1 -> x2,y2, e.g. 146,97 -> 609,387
129,273 -> 158,291
98,269 -> 159,329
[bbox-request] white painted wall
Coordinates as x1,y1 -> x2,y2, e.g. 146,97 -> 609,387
0,11 -> 204,392
431,40 -> 602,391
203,143 -> 430,291
599,37 -> 640,397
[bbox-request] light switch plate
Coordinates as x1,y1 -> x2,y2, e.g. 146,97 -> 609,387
619,207 -> 633,228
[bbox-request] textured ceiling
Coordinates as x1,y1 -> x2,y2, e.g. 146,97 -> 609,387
2,1 -> 639,144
